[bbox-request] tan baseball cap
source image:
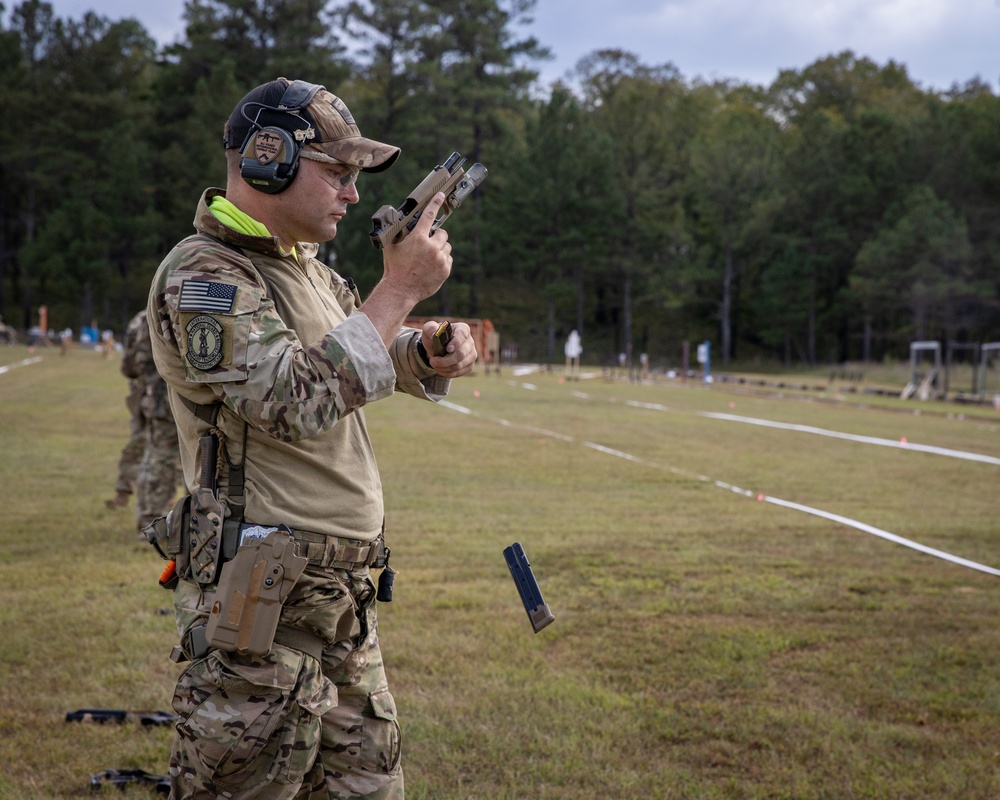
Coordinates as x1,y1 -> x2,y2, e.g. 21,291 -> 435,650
223,77 -> 400,173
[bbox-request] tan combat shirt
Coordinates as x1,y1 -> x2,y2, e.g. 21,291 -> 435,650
148,188 -> 449,541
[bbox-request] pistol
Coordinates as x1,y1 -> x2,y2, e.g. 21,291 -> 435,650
66,709 -> 178,727
369,152 -> 488,249
89,769 -> 171,794
503,542 -> 555,633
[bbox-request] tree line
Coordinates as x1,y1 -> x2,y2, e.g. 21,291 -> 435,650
2,0 -> 998,367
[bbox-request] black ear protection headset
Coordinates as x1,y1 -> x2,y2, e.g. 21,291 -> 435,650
238,80 -> 324,194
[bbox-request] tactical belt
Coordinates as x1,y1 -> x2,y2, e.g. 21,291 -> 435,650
232,523 -> 386,571
288,528 -> 387,570
274,624 -> 325,663
178,621 -> 325,664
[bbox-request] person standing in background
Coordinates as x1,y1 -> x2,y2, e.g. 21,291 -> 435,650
106,310 -> 181,532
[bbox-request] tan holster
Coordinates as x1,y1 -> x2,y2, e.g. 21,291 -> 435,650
204,529 -> 308,656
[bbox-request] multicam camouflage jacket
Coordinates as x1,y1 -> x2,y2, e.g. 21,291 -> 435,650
122,309 -> 173,420
122,310 -> 153,381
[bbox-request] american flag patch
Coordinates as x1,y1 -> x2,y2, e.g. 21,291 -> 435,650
178,280 -> 237,313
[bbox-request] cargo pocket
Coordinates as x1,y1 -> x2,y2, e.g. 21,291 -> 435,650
321,687 -> 401,776
361,689 -> 401,774
171,645 -> 334,793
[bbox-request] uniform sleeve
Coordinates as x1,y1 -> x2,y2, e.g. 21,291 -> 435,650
151,248 -> 397,443
389,327 -> 451,401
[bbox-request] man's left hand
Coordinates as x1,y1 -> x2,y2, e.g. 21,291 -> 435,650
421,321 -> 477,378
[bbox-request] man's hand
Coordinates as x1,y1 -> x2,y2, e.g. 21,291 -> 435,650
421,320 -> 477,378
381,192 -> 453,304
361,192 -> 453,348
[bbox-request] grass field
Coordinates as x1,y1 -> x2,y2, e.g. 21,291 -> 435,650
1,344 -> 999,799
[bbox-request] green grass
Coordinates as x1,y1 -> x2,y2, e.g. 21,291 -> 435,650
2,345 -> 1000,798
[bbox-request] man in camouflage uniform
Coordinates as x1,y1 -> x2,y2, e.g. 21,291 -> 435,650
107,310 -> 182,531
146,78 -> 476,799
105,362 -> 143,510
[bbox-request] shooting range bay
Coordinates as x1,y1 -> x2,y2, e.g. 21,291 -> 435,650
2,345 -> 999,798
442,376 -> 1000,576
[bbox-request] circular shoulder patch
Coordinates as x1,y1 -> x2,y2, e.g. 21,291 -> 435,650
185,315 -> 224,370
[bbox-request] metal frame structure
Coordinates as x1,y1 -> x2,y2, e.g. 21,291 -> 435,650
902,341 -> 942,400
944,342 -> 980,396
979,342 -> 1000,395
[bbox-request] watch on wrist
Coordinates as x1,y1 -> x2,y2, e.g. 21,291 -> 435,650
415,338 -> 432,368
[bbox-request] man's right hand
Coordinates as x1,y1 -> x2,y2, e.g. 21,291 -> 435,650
383,192 -> 454,301
361,192 -> 454,347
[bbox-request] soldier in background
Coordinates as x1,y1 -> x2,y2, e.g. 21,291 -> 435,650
105,370 -> 144,510
106,310 -> 181,532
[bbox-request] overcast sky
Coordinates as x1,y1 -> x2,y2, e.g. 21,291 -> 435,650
40,0 -> 1000,93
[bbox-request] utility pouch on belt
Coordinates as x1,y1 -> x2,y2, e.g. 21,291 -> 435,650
143,494 -> 192,569
189,433 -> 225,585
204,529 -> 307,656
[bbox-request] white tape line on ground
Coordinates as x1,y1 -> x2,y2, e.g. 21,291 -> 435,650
0,356 -> 42,376
699,411 -> 1000,466
626,400 -> 671,412
587,435 -> 1000,577
617,396 -> 997,467
439,400 -> 574,442
583,441 -> 647,464
439,400 -> 474,415
440,398 -> 1000,577
763,495 -> 1000,577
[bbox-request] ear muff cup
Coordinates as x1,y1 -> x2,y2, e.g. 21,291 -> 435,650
239,126 -> 301,194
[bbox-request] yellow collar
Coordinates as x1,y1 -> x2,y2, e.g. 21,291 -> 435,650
209,195 -> 297,259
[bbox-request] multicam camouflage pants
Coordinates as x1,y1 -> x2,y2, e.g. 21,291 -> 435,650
135,385 -> 181,530
136,415 -> 181,529
112,382 -> 144,494
169,566 -> 404,799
